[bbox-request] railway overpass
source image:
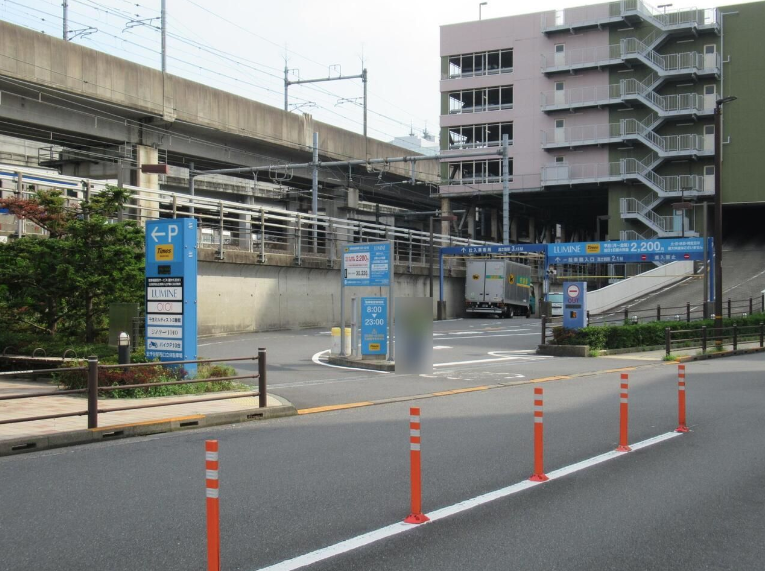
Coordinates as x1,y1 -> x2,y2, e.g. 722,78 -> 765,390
0,20 -> 443,222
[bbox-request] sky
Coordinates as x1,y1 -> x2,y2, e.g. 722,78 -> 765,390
0,0 -> 754,145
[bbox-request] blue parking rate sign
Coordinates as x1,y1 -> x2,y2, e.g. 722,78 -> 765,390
361,297 -> 388,355
145,219 -> 198,376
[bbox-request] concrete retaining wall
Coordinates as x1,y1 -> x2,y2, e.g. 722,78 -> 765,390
198,261 -> 465,335
588,261 -> 694,314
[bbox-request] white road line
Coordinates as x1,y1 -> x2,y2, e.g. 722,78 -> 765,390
444,333 -> 539,341
254,431 -> 683,571
311,350 -> 390,374
433,356 -> 525,367
433,354 -> 550,368
433,346 -> 453,350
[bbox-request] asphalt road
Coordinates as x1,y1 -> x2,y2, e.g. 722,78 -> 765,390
1,353 -> 763,570
197,318 -> 653,409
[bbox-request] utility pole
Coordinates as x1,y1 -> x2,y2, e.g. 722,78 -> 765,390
188,161 -> 195,216
713,96 -> 737,345
63,0 -> 68,41
362,68 -> 368,140
502,134 -> 510,244
312,132 -> 319,248
284,67 -> 367,147
703,201 -> 709,318
161,0 -> 167,73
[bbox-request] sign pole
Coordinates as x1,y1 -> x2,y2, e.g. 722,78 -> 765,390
389,239 -> 395,362
340,278 -> 346,357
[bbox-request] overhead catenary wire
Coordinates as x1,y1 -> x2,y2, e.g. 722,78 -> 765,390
1,0 -> 433,140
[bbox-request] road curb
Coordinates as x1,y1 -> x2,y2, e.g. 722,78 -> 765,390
326,355 -> 395,371
0,394 -> 297,457
672,345 -> 765,363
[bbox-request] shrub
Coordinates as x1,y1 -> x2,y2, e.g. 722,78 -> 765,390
54,360 -> 243,398
553,313 -> 765,350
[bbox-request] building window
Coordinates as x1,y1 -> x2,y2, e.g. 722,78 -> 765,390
555,156 -> 565,163
447,86 -> 513,114
447,159 -> 513,184
448,122 -> 513,149
447,49 -> 513,78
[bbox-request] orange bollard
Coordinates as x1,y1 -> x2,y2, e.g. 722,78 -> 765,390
676,364 -> 689,433
205,440 -> 221,571
529,387 -> 549,482
616,373 -> 632,452
404,407 -> 429,524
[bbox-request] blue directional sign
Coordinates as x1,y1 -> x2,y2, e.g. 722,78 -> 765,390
548,238 -> 705,264
361,297 -> 388,356
343,242 -> 391,287
563,282 -> 588,330
441,243 -> 547,256
145,219 -> 198,375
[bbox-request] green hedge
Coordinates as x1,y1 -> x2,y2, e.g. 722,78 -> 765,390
553,313 -> 765,350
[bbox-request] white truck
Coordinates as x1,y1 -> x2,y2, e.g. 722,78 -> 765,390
465,260 -> 532,318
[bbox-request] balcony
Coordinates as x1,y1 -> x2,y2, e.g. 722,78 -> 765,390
542,38 -> 719,79
541,78 -> 712,119
541,0 -> 718,35
541,117 -> 713,159
541,158 -> 711,198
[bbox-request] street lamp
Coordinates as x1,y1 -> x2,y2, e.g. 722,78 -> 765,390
713,95 -> 737,344
479,2 -> 488,20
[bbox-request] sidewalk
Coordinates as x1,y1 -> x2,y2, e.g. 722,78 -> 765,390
0,378 -> 296,455
597,340 -> 765,362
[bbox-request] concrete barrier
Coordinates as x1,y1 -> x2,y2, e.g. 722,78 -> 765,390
587,261 -> 694,315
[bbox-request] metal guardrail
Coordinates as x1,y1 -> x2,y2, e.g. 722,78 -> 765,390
666,324 -> 765,357
0,165 -> 496,269
0,352 -> 267,428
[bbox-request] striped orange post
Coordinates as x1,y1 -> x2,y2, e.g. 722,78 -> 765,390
205,440 -> 221,571
676,364 -> 689,433
616,374 -> 632,452
404,407 -> 429,524
529,387 -> 549,482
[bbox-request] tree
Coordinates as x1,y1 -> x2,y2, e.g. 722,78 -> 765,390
0,187 -> 144,341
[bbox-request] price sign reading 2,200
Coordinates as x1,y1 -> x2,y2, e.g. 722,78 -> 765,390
629,241 -> 662,252
347,254 -> 369,262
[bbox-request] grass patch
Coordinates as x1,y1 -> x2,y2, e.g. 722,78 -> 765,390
662,353 -> 679,362
588,349 -> 600,357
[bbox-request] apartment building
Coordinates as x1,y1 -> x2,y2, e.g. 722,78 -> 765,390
439,0 -> 764,243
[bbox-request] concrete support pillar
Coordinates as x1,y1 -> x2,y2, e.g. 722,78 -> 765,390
490,209 -> 499,242
510,215 -> 519,243
440,197 -> 451,236
240,194 -> 254,251
135,145 -> 160,222
467,206 -> 476,239
529,217 -> 536,243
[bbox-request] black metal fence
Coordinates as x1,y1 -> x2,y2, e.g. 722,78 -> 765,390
0,351 -> 267,428
665,324 -> 765,357
588,295 -> 765,327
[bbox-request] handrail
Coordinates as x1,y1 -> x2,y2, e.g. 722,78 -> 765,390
541,0 -> 717,32
0,162 -> 498,267
0,351 -> 269,428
